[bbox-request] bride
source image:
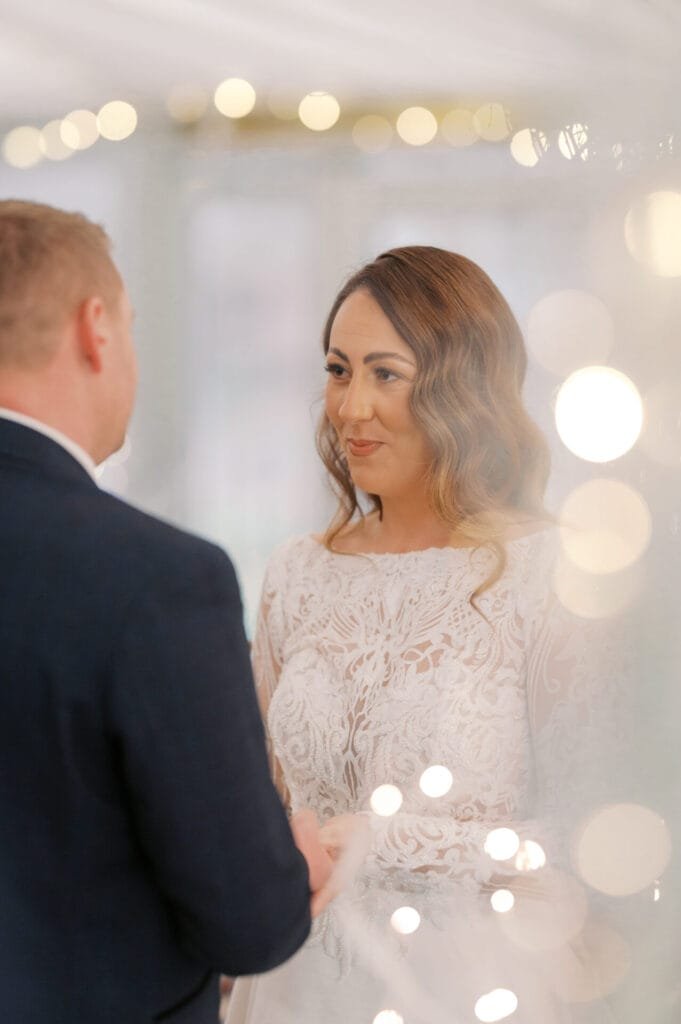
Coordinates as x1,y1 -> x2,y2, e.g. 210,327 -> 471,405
227,246 -> 618,1024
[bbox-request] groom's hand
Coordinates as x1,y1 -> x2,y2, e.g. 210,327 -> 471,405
289,809 -> 334,916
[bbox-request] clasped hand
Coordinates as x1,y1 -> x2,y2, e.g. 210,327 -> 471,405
290,810 -> 370,918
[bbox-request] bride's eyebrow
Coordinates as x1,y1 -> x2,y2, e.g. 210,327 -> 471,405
328,346 -> 414,366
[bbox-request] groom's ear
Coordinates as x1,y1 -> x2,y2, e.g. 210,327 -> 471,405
75,296 -> 109,374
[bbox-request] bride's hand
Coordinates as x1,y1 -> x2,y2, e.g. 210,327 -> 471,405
289,808 -> 334,903
318,813 -> 370,861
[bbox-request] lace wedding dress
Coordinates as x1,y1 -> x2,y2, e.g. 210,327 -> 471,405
227,529 -> 621,1024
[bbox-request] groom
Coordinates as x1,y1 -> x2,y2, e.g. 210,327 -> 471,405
0,201 -> 329,1023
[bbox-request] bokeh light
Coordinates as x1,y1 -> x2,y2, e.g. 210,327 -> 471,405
352,115 -> 393,153
574,803 -> 672,896
624,190 -> 681,277
373,1012 -> 404,1024
166,86 -> 209,124
390,906 -> 421,934
473,103 -> 510,141
559,479 -> 652,574
474,988 -> 518,1022
419,764 -> 453,798
484,827 -> 520,860
510,128 -> 547,167
526,289 -> 614,377
559,123 -> 589,161
491,889 -> 515,913
370,784 -> 403,816
554,366 -> 643,463
639,380 -> 681,467
553,555 -> 641,620
544,921 -> 631,1002
97,101 -> 138,141
514,839 -> 546,871
39,120 -> 74,161
61,109 -> 99,150
214,78 -> 256,119
2,126 -> 43,169
396,106 -> 438,146
298,92 -> 340,131
500,869 -> 588,951
441,108 -> 478,146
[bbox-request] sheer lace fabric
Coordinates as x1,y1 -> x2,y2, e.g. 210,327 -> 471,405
230,529 -> 623,1022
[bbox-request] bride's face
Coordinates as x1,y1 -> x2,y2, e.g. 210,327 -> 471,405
324,288 -> 432,500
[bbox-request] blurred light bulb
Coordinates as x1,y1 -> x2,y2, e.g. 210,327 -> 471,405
559,479 -> 651,574
574,803 -> 672,896
3,126 -> 43,169
396,106 -> 437,146
39,120 -> 74,161
474,988 -> 518,1022
214,78 -> 256,118
625,190 -> 681,277
555,366 -> 643,463
61,109 -> 99,150
370,784 -> 403,816
491,889 -> 515,913
298,92 -> 340,131
441,108 -> 478,146
510,128 -> 547,167
97,101 -> 137,141
419,765 -> 453,798
526,289 -> 613,377
473,103 -> 511,141
390,906 -> 421,934
553,555 -> 640,620
352,114 -> 393,153
515,839 -> 546,871
373,1012 -> 404,1024
559,123 -> 589,161
484,828 -> 520,861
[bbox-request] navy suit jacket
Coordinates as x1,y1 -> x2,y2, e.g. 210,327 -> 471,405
0,419 -> 310,1023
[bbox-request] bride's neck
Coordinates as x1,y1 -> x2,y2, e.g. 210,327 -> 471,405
362,497 -> 454,553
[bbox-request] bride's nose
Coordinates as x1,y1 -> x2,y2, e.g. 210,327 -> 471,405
338,378 -> 373,423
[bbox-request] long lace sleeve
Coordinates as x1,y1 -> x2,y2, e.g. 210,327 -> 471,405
251,551 -> 291,810
363,550 -> 623,896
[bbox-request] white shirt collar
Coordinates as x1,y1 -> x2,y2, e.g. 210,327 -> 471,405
0,408 -> 98,481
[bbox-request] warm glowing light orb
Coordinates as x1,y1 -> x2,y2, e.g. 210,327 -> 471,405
484,828 -> 520,861
515,839 -> 546,871
298,92 -> 340,131
97,101 -> 137,141
390,906 -> 421,934
214,78 -> 256,118
559,479 -> 652,574
554,366 -> 643,463
625,190 -> 681,277
553,556 -> 640,620
2,126 -> 43,169
166,86 -> 209,124
559,123 -> 589,161
574,803 -> 672,896
441,108 -> 478,146
352,115 -> 393,153
373,1012 -> 404,1024
491,889 -> 515,913
419,765 -> 453,798
526,290 -> 613,377
510,128 -> 547,168
61,109 -> 99,150
473,103 -> 510,141
474,988 -> 518,1022
39,120 -> 74,161
396,106 -> 438,146
370,784 -> 403,816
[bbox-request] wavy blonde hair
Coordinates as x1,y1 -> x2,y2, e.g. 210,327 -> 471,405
316,246 -> 551,601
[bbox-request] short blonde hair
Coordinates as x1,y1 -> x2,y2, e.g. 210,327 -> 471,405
0,200 -> 122,368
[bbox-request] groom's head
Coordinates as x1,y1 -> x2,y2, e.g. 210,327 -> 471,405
0,200 -> 137,463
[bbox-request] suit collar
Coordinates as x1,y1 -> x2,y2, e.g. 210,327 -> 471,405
0,418 -> 99,489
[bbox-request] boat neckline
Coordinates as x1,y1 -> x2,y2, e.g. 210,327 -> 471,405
304,526 -> 553,559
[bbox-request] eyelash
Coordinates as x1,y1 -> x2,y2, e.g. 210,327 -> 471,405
324,362 -> 400,383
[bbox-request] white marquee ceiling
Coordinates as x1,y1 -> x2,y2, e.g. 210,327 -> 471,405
0,0 -> 680,127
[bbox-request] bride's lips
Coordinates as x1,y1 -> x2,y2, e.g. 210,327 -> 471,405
346,438 -> 383,457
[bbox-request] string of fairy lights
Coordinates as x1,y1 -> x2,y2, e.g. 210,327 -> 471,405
4,76 -> 673,171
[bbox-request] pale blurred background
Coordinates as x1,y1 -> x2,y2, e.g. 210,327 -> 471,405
1,2 -> 680,1020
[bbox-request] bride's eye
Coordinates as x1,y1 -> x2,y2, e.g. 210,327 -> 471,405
324,362 -> 348,379
374,366 -> 399,383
